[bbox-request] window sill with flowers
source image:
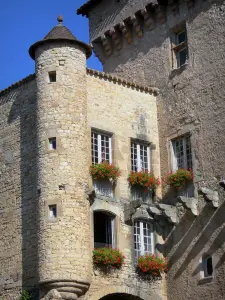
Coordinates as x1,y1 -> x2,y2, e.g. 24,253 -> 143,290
137,253 -> 168,278
90,161 -> 121,198
127,171 -> 160,202
165,168 -> 194,197
93,246 -> 125,273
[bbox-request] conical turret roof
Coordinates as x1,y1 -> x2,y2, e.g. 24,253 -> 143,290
29,16 -> 92,59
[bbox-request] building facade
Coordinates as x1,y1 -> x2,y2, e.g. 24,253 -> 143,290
0,0 -> 225,299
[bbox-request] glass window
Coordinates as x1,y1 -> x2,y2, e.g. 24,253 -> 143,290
172,25 -> 189,69
49,137 -> 56,150
94,211 -> 115,248
172,135 -> 192,171
49,205 -> 57,219
131,141 -> 150,172
134,220 -> 154,260
91,131 -> 112,164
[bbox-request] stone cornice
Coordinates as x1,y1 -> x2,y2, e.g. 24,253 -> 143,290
87,68 -> 159,95
91,0 -> 200,58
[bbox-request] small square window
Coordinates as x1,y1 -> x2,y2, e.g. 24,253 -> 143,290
49,137 -> 56,150
49,71 -> 56,83
171,24 -> 189,69
49,205 -> 57,219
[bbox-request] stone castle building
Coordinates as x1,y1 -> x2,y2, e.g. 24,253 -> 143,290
0,0 -> 225,299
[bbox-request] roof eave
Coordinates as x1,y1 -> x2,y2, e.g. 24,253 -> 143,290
29,38 -> 92,60
77,0 -> 101,17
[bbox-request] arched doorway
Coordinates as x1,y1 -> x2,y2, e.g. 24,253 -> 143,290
100,293 -> 143,300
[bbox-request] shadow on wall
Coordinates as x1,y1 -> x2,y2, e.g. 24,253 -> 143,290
8,81 -> 39,298
164,200 -> 225,280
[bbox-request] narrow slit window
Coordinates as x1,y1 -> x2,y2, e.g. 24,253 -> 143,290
49,205 -> 57,219
49,137 -> 56,150
49,71 -> 56,83
203,255 -> 213,278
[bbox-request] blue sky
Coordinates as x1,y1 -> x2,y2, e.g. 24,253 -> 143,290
0,0 -> 103,91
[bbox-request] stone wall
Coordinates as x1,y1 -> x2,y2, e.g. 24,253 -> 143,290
87,0 -> 225,299
85,197 -> 166,300
85,70 -> 165,299
0,78 -> 38,299
87,71 -> 161,199
165,195 -> 225,300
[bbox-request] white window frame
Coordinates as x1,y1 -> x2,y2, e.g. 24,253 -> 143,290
170,135 -> 192,172
131,141 -> 150,172
134,220 -> 154,260
91,131 -> 112,164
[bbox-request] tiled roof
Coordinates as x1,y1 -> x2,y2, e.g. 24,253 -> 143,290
29,17 -> 92,59
77,0 -> 101,16
0,74 -> 35,97
43,24 -> 78,41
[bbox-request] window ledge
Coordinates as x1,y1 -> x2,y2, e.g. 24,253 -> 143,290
198,276 -> 213,285
169,63 -> 188,79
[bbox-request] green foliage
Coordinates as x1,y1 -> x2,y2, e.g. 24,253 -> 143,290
93,247 -> 125,269
164,168 -> 193,188
19,290 -> 32,300
90,161 -> 121,181
138,253 -> 168,277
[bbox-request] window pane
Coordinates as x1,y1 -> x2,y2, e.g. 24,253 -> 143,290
131,142 -> 138,171
134,221 -> 142,259
177,31 -> 186,44
140,144 -> 149,172
101,134 -> 110,163
174,139 -> 185,169
142,221 -> 154,255
185,136 -> 192,169
177,48 -> 187,67
91,132 -> 98,164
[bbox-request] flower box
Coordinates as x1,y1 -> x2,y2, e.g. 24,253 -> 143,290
128,171 -> 160,200
93,247 -> 125,270
164,169 -> 193,189
137,253 -> 168,277
90,161 -> 121,181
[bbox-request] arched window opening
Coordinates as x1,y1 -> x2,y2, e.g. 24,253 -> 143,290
94,211 -> 115,248
203,255 -> 213,277
134,220 -> 154,260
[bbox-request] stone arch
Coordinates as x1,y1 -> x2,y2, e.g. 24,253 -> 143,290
87,285 -> 161,300
91,198 -> 121,217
